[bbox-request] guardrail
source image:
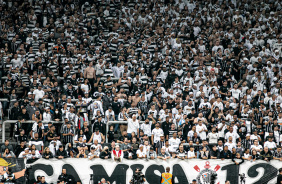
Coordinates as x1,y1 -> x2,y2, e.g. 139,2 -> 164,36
2,120 -> 64,142
2,120 -> 145,143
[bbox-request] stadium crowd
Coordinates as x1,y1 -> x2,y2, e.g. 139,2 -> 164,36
0,0 -> 281,168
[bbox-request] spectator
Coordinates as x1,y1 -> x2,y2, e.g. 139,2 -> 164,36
250,140 -> 263,154
17,129 -> 28,145
157,148 -> 170,160
273,146 -> 282,161
1,140 -> 14,153
251,150 -> 260,162
99,146 -> 111,160
65,143 -> 76,158
88,128 -> 105,144
260,147 -> 273,162
74,129 -> 87,143
232,153 -> 244,165
42,147 -> 53,159
225,137 -> 237,151
76,149 -> 87,158
176,144 -> 187,160
15,141 -> 27,157
242,149 -> 252,161
127,115 -> 140,138
264,137 -> 277,151
220,146 -> 232,160
147,147 -> 157,160
18,148 -> 30,159
199,147 -> 209,160
112,145 -> 123,162
151,123 -> 164,146
210,145 -> 220,159
2,148 -> 15,158
9,101 -> 21,139
136,145 -> 146,159
124,146 -> 137,160
29,132 -> 44,152
62,122 -> 74,145
56,145 -> 68,159
169,132 -> 181,153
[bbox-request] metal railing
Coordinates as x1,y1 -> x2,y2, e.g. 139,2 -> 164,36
2,120 -> 145,143
2,120 -> 64,142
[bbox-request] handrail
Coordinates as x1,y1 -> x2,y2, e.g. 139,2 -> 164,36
2,120 -> 64,142
2,120 -> 145,143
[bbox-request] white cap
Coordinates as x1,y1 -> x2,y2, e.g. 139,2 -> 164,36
28,92 -> 32,95
267,61 -> 272,64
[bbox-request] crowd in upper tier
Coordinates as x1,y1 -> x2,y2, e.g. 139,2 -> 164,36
0,0 -> 282,163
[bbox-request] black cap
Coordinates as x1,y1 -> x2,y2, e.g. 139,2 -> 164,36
150,147 -> 154,150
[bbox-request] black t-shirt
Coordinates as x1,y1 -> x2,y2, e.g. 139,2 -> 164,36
212,113 -> 220,124
108,130 -> 115,143
161,121 -> 170,136
46,131 -> 57,142
219,85 -> 228,99
18,135 -> 28,143
112,101 -> 121,114
187,113 -> 198,123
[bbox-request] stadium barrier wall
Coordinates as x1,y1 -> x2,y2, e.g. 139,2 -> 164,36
27,158 -> 280,184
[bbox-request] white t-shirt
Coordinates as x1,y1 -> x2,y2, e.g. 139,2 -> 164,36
105,110 -> 115,122
264,141 -> 276,149
230,89 -> 241,99
140,123 -> 152,136
127,119 -> 139,134
33,89 -> 45,102
188,151 -> 196,158
196,124 -> 207,140
207,132 -> 219,144
250,144 -> 263,153
80,84 -> 89,92
250,134 -> 260,141
136,149 -> 147,157
218,123 -> 227,138
225,132 -> 239,143
152,128 -> 164,143
169,138 -> 181,152
224,142 -> 236,151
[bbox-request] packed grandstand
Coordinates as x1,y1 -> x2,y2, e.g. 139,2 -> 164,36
0,0 -> 282,182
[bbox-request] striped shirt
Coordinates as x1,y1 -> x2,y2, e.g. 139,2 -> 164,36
62,126 -> 74,144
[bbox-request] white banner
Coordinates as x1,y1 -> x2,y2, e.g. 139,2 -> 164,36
28,158 -> 281,184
